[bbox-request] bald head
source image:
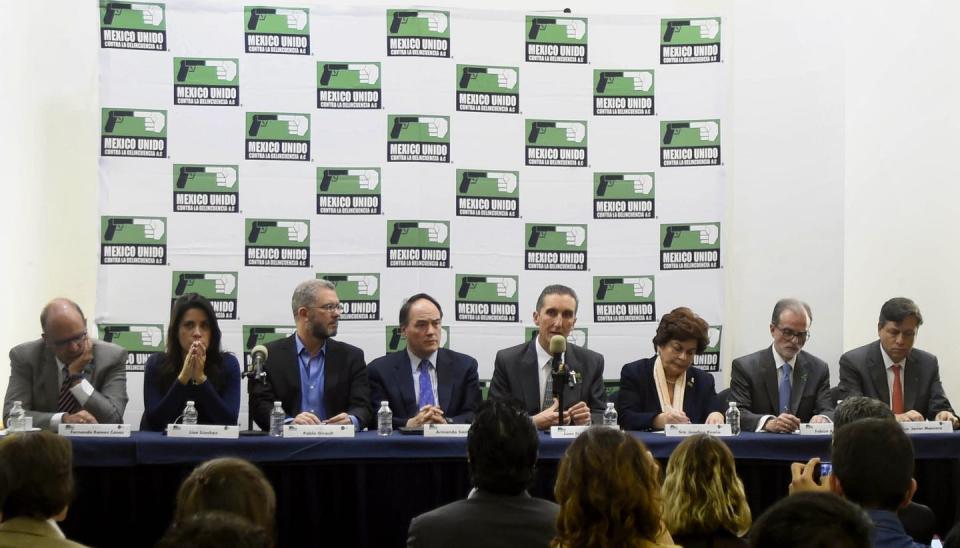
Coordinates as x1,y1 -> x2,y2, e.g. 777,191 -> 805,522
40,299 -> 89,364
40,299 -> 85,332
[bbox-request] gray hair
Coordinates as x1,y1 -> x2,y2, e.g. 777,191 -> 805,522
291,279 -> 336,317
770,298 -> 812,326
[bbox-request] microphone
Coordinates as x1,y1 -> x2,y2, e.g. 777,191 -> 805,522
249,344 -> 268,382
549,335 -> 568,425
549,334 -> 566,358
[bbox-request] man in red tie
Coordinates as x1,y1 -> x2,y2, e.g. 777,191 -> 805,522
838,297 -> 958,427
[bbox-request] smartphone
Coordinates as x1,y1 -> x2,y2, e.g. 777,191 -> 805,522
819,461 -> 833,478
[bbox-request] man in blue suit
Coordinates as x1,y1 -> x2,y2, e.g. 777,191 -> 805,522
368,293 -> 481,428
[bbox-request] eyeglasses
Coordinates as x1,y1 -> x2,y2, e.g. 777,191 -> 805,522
48,330 -> 88,348
774,325 -> 810,343
311,303 -> 344,313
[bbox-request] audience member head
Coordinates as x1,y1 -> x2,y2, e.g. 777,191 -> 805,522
467,399 -> 538,496
749,492 -> 871,548
163,293 -> 224,378
661,434 -> 751,538
552,427 -> 663,548
174,458 -> 276,541
0,431 -> 74,521
156,511 -> 272,548
833,396 -> 895,429
832,418 -> 915,511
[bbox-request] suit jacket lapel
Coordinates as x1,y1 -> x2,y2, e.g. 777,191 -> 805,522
869,342 -> 891,405
904,351 -> 920,412
435,349 -> 454,411
280,336 -> 303,414
42,348 -> 60,410
521,340 -> 542,412
761,349 -> 780,412
397,352 -> 418,416
790,353 -> 809,412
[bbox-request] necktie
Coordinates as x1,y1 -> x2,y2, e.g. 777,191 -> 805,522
779,363 -> 792,413
58,369 -> 82,414
892,364 -> 904,414
542,363 -> 554,411
418,360 -> 435,408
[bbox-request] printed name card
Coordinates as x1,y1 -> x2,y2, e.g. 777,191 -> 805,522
59,424 -> 131,437
166,424 -> 240,439
424,423 -> 471,437
664,423 -> 732,437
283,424 -> 355,438
901,421 -> 952,434
550,425 -> 590,438
799,423 -> 834,435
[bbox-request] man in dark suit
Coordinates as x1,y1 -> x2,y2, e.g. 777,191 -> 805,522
838,297 -> 957,426
730,298 -> 834,433
250,279 -> 372,430
368,293 -> 481,428
488,284 -> 605,429
407,399 -> 559,548
3,298 -> 128,431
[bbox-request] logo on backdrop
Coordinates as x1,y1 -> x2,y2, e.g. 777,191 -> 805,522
387,9 -> 450,58
593,276 -> 655,323
317,62 -> 381,109
660,18 -> 721,64
244,5 -> 310,54
660,119 -> 721,167
101,108 -> 167,158
660,222 -> 721,270
593,69 -> 654,116
100,1 -> 166,51
525,119 -> 587,167
387,114 -> 450,163
456,65 -> 519,114
245,218 -> 310,267
97,324 -> 164,372
171,271 -> 238,320
695,325 -> 722,372
456,170 -> 519,218
173,164 -> 239,213
319,273 -> 380,320
100,216 -> 166,265
246,112 -> 310,161
525,327 -> 588,349
243,325 -> 295,366
174,57 -> 239,106
525,223 -> 587,271
387,220 -> 450,268
525,15 -> 587,64
593,172 -> 654,219
317,167 -> 381,215
455,275 -> 519,322
386,325 -> 449,353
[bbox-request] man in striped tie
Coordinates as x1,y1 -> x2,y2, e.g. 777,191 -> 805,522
368,293 -> 482,429
3,298 -> 129,431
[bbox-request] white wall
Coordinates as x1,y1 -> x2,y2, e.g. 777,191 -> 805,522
3,1 -> 957,409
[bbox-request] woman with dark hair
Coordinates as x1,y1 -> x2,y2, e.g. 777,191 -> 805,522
140,293 -> 240,430
662,434 -> 751,547
552,427 -> 676,548
617,307 -> 724,430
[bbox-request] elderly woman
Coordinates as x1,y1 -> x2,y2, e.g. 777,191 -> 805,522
140,293 -> 240,430
662,434 -> 751,547
618,307 -> 724,430
552,427 -> 676,548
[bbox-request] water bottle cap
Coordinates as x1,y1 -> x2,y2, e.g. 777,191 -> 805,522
274,401 -> 282,406
187,400 -> 195,406
380,400 -> 389,406
729,401 -> 737,407
607,402 -> 614,408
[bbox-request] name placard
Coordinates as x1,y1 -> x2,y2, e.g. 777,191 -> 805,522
901,421 -> 952,434
59,424 -> 131,437
664,423 -> 732,437
799,423 -> 834,435
166,424 -> 240,439
424,423 -> 470,437
283,424 -> 355,438
550,425 -> 590,438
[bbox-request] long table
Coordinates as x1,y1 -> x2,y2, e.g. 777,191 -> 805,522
62,431 -> 960,547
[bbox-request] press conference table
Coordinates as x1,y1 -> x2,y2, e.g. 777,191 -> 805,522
63,430 -> 960,547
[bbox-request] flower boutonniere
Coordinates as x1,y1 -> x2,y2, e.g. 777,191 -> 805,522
568,370 -> 580,387
799,371 -> 808,384
686,377 -> 695,389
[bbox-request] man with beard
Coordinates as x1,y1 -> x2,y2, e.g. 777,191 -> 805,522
250,279 -> 372,430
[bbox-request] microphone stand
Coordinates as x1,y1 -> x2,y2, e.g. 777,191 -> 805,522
552,355 -> 569,427
241,358 -> 268,436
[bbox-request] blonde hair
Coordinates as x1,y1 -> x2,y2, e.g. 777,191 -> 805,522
552,427 -> 664,548
661,434 -> 751,537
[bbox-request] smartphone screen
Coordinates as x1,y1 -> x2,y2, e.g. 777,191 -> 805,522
819,461 -> 833,477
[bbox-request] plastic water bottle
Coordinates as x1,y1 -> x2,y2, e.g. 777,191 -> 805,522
603,402 -> 618,426
377,401 -> 393,436
182,401 -> 198,425
7,401 -> 25,432
269,401 -> 285,437
726,401 -> 741,435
